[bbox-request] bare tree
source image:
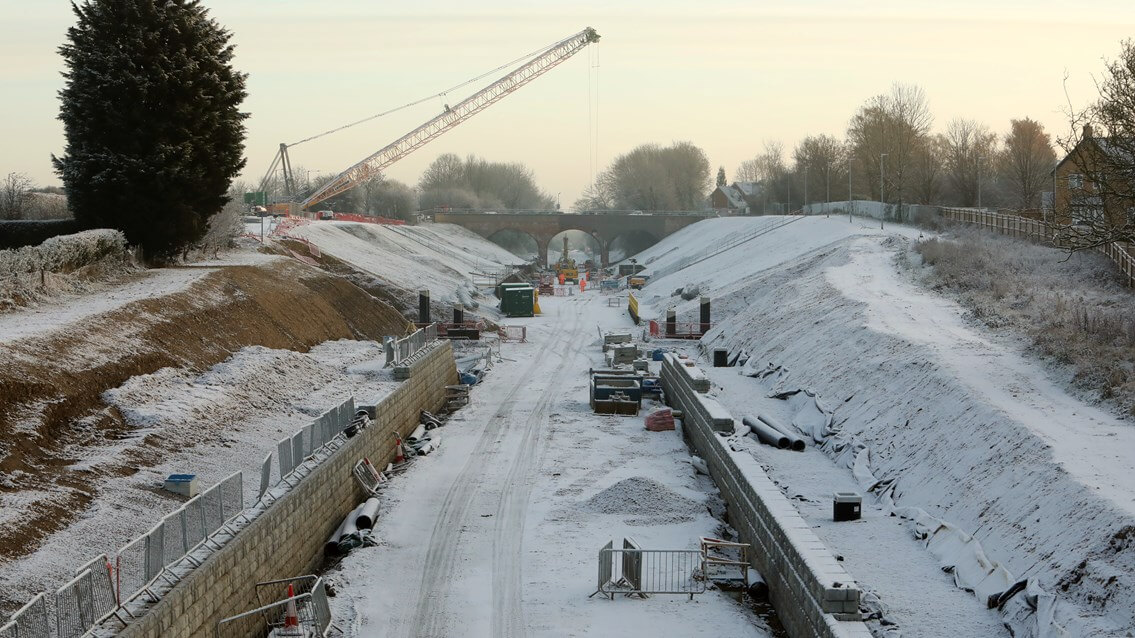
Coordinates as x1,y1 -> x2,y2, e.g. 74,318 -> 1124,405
792,135 -> 847,204
1056,39 -> 1135,248
735,141 -> 788,211
909,135 -> 945,205
941,118 -> 999,207
596,141 -> 711,211
847,83 -> 933,213
1,172 -> 34,220
999,118 -> 1056,211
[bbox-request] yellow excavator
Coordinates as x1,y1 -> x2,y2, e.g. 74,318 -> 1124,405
555,236 -> 579,282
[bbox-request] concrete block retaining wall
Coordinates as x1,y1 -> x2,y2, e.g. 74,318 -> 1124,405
661,354 -> 872,638
117,342 -> 458,638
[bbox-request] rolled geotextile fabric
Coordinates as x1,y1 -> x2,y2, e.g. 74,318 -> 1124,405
741,416 -> 789,449
326,503 -> 366,555
756,414 -> 806,452
356,497 -> 381,530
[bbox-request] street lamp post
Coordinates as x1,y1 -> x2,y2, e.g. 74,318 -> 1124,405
880,153 -> 888,230
804,166 -> 809,215
848,157 -> 853,223
825,163 -> 831,218
976,155 -> 982,209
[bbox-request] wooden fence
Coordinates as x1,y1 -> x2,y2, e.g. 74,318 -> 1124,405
940,207 -> 1135,287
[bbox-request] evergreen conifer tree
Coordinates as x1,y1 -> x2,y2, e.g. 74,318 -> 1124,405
53,0 -> 247,259
716,166 -> 727,188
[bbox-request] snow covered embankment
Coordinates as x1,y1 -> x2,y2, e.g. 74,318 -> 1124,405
699,233 -> 1134,636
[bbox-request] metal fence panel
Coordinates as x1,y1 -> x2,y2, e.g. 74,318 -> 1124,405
220,472 -> 243,524
160,511 -> 187,569
595,548 -> 704,599
291,431 -> 305,469
258,453 -> 272,502
183,496 -> 207,554
277,437 -> 293,480
116,535 -> 148,605
201,483 -> 224,536
75,554 -> 117,621
144,522 -> 165,584
303,422 -> 315,458
1,593 -> 50,638
56,570 -> 94,638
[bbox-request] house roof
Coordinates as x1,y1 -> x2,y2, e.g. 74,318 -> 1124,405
1054,125 -> 1134,174
714,185 -> 747,209
734,181 -> 761,197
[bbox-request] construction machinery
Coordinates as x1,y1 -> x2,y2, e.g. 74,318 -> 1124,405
555,236 -> 579,282
258,27 -> 601,214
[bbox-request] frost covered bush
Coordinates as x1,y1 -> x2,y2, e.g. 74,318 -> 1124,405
913,227 -> 1135,413
0,229 -> 135,311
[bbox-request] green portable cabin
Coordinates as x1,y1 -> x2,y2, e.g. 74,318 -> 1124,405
496,281 -> 530,299
500,285 -> 535,317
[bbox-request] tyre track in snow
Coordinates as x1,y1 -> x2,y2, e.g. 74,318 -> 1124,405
408,310 -> 575,638
490,296 -> 590,638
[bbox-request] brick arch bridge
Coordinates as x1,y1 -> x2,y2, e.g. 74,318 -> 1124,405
429,210 -> 714,266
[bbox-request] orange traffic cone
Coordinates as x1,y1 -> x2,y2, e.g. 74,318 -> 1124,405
284,584 -> 299,628
394,438 -> 405,463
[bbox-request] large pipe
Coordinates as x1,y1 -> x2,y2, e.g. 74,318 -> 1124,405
742,416 -> 790,449
666,309 -> 676,337
453,304 -> 464,324
325,503 -> 366,555
754,414 -> 806,451
356,497 -> 381,530
418,289 -> 430,324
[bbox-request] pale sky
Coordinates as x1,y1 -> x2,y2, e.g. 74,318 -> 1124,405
2,0 -> 1134,205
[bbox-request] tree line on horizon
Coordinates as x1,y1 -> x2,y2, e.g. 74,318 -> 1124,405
10,0 -> 1134,257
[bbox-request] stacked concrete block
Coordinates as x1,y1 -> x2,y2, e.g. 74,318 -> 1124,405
118,343 -> 459,638
660,354 -> 871,638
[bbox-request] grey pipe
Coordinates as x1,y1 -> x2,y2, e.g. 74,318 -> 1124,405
356,497 -> 381,530
326,503 -> 366,555
742,416 -> 789,449
755,414 -> 806,452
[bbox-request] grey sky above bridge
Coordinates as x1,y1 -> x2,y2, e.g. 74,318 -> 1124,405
2,0 -> 1134,205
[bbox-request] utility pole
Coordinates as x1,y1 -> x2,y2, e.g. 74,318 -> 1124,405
804,166 -> 809,215
976,155 -> 982,209
825,163 -> 831,218
880,153 -> 888,230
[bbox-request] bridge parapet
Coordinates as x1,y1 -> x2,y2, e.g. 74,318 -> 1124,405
429,209 -> 713,267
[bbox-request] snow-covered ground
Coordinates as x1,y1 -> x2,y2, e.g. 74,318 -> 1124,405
0,339 -> 397,611
289,221 -> 526,305
329,293 -> 773,637
630,215 -> 1134,635
0,249 -> 279,342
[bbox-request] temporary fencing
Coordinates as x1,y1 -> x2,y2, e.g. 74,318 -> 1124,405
55,557 -> 119,637
591,538 -> 705,601
0,593 -> 50,638
216,576 -> 332,638
3,393 -> 362,636
387,323 -> 439,366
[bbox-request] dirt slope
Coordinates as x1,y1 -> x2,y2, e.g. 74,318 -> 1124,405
0,259 -> 409,572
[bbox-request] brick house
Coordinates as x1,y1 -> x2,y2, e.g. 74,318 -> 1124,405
1052,124 -> 1133,228
710,183 -> 751,215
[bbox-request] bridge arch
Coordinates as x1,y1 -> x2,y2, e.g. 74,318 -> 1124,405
545,229 -> 606,269
485,228 -> 540,262
431,210 -> 712,268
606,229 -> 660,264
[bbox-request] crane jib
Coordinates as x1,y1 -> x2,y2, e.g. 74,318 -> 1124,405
298,27 -> 600,211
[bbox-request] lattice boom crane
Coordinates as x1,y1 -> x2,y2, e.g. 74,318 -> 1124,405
298,27 -> 600,211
